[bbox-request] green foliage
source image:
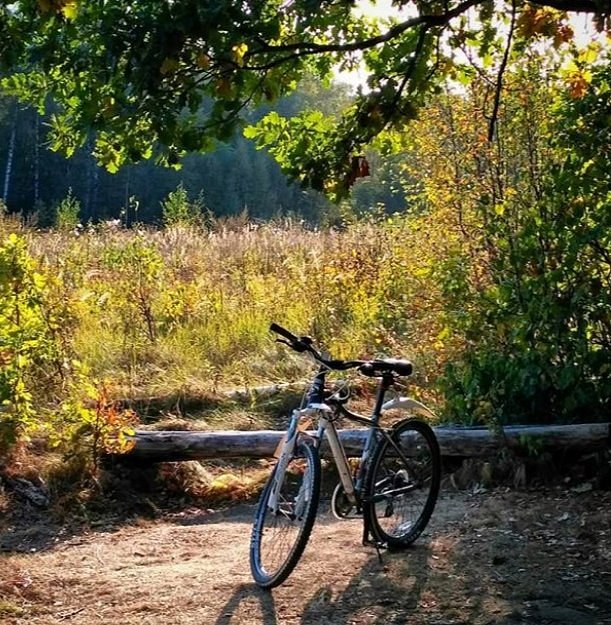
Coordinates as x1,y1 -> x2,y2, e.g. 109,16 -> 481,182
0,234 -> 48,450
0,0 -> 599,194
441,60 -> 611,425
161,184 -> 203,227
98,236 -> 164,379
0,232 -> 138,465
56,189 -> 81,230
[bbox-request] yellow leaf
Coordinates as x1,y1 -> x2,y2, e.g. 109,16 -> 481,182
231,42 -> 249,67
578,43 -> 600,65
61,0 -> 78,19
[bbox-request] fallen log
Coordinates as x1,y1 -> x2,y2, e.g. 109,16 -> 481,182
120,423 -> 610,462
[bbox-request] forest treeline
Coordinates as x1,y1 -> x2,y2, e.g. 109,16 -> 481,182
0,77 -> 406,226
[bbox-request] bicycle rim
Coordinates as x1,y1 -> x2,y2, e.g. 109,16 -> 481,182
250,442 -> 321,588
366,419 -> 440,548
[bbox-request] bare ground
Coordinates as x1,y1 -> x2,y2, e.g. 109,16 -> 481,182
1,489 -> 611,625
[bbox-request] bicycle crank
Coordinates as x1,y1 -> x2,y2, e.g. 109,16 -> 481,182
331,483 -> 360,519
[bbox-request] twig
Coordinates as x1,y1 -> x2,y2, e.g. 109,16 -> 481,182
57,607 -> 86,620
487,0 -> 517,143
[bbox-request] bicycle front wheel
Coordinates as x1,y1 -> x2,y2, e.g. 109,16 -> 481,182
250,441 -> 321,588
366,419 -> 440,549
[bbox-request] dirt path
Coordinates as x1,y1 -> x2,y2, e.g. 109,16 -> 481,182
1,489 -> 611,625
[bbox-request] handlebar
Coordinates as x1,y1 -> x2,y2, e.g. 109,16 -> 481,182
269,323 -> 366,372
269,322 -> 299,344
269,323 -> 368,371
269,322 -> 312,353
270,323 -> 413,378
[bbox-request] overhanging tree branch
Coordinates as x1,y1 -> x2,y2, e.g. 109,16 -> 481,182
2,0 -> 609,189
248,0 -> 483,57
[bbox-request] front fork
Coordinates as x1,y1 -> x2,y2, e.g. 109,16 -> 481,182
266,408 -> 301,512
266,404 -> 326,514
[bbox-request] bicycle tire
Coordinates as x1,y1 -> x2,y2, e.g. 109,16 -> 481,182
365,418 -> 441,549
250,441 -> 321,588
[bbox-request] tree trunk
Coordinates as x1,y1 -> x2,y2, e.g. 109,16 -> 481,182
118,423 -> 610,463
3,105 -> 17,204
33,112 -> 40,205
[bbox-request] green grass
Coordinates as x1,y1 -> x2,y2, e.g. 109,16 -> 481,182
8,216 -> 457,416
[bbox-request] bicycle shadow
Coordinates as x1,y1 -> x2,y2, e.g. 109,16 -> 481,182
299,541 -> 432,625
213,583 -> 278,625
211,541 -> 432,625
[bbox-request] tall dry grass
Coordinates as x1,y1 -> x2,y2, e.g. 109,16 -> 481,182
4,214 -> 460,413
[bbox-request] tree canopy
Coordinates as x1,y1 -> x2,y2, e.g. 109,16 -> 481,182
1,0 -> 609,197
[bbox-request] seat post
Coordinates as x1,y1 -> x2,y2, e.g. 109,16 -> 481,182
372,374 -> 394,421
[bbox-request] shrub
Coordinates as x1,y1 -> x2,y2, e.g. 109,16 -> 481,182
161,184 -> 203,227
441,62 -> 611,425
0,233 -> 137,469
0,234 -> 57,451
56,189 -> 81,230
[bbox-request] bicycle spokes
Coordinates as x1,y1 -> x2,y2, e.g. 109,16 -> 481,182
250,443 -> 321,588
366,420 -> 441,548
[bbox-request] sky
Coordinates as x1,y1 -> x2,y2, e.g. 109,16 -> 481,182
336,1 -> 608,87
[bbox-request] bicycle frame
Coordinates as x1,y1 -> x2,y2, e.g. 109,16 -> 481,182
267,373 -> 436,513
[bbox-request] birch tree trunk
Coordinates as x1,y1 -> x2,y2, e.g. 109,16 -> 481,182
3,105 -> 17,203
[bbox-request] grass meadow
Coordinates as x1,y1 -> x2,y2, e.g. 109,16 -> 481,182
0,211 -> 466,504
2,212 -> 458,416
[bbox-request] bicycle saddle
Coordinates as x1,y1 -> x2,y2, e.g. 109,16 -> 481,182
359,359 -> 413,377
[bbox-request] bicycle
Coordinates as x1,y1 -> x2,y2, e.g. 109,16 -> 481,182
249,323 -> 441,589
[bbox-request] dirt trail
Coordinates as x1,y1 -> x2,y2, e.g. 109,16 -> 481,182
1,490 -> 610,625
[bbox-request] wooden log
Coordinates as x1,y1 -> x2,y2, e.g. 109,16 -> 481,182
120,423 -> 610,462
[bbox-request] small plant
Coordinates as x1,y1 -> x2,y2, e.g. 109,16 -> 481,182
53,379 -> 138,470
161,184 -> 200,227
101,237 -> 163,345
56,188 -> 81,230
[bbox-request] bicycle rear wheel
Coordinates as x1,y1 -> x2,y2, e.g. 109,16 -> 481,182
366,419 -> 440,549
250,441 -> 321,588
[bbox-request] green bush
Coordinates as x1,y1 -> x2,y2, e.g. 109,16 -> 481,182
442,63 -> 611,425
0,232 -> 139,467
161,184 -> 203,227
56,188 -> 81,230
